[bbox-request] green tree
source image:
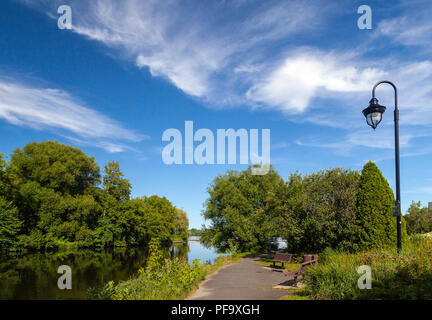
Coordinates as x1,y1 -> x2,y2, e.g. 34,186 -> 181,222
188,228 -> 202,237
7,141 -> 101,235
123,195 -> 176,245
404,201 -> 432,235
201,165 -> 285,252
103,161 -> 131,201
96,161 -> 132,247
280,168 -> 360,253
0,196 -> 22,249
174,208 -> 189,241
0,141 -> 183,250
8,141 -> 100,195
354,161 -> 408,250
0,153 -> 8,197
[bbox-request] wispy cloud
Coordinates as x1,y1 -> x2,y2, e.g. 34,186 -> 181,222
246,49 -> 387,113
0,77 -> 147,152
20,0 -> 329,101
376,7 -> 432,48
18,0 -> 432,132
295,127 -> 427,158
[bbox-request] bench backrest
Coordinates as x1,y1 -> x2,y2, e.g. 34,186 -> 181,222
303,254 -> 312,263
274,252 -> 292,261
303,254 -> 319,263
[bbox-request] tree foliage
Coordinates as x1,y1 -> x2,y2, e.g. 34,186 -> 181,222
188,228 -> 202,237
201,165 -> 285,252
174,208 -> 189,241
103,161 -> 131,201
354,161 -> 408,250
0,141 -> 187,251
404,201 -> 432,235
202,162 -> 409,254
0,196 -> 21,248
281,168 -> 360,253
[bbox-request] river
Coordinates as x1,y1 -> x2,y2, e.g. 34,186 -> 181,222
0,239 -> 218,300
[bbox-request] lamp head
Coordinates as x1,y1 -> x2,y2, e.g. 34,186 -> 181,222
362,98 -> 386,130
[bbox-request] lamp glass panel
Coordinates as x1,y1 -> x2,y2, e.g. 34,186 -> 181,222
366,112 -> 382,128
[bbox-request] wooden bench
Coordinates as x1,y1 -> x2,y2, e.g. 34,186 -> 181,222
269,252 -> 293,268
284,254 -> 318,280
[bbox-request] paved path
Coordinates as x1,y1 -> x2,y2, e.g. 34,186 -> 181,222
188,257 -> 295,300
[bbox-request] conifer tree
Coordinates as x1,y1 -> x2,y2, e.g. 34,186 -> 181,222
354,161 -> 408,250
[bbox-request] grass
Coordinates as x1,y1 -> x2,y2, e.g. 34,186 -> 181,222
91,240 -> 247,300
280,293 -> 312,300
255,258 -> 301,271
302,236 -> 432,300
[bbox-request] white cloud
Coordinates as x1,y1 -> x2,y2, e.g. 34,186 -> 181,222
0,78 -> 146,153
246,50 -> 387,113
17,0 -> 432,130
21,0 -> 327,100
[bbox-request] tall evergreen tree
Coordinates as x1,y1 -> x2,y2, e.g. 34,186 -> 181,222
354,161 -> 408,250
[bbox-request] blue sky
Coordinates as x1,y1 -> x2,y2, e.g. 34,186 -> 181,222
0,0 -> 431,228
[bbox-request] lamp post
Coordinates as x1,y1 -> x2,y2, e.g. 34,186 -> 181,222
362,80 -> 402,253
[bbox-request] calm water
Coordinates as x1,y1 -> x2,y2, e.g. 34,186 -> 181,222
0,239 -> 218,300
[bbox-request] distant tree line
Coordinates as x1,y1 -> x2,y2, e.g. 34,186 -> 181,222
188,228 -> 203,237
0,141 -> 188,251
201,162 -> 413,253
404,201 -> 432,235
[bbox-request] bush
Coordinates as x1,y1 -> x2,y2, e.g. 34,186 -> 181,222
92,238 -> 206,300
303,238 -> 432,299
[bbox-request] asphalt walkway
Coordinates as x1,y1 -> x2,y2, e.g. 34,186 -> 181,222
187,257 -> 294,300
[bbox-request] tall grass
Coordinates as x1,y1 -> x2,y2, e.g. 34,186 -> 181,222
303,237 -> 432,300
91,239 -> 242,300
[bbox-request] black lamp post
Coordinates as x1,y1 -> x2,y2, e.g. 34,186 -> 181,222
362,80 -> 402,253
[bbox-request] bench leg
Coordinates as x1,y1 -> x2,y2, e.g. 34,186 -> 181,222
273,261 -> 275,268
282,262 -> 284,269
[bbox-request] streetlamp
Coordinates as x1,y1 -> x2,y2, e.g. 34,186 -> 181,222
362,80 -> 402,253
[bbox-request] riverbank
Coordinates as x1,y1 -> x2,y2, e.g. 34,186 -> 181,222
0,239 -> 219,299
92,240 -> 244,300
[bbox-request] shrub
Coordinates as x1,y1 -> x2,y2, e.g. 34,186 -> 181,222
303,238 -> 432,299
354,161 -> 408,251
93,238 -> 206,300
